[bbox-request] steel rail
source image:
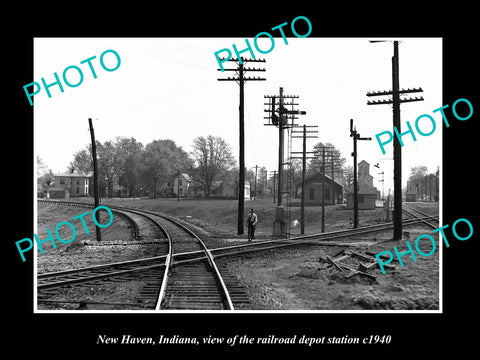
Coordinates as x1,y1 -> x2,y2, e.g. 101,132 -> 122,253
403,204 -> 439,220
155,227 -> 172,310
157,214 -> 235,311
39,200 -> 439,310
402,205 -> 439,230
38,199 -> 140,239
166,216 -> 441,267
37,202 -> 173,297
38,254 -> 168,279
38,263 -> 167,290
37,200 -> 233,310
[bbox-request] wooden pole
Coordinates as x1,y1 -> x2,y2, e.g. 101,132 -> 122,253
88,118 -> 102,242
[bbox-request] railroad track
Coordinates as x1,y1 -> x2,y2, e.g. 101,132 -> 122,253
402,203 -> 439,229
37,200 -> 439,310
36,200 -> 245,310
38,199 -> 142,239
167,215 -> 444,266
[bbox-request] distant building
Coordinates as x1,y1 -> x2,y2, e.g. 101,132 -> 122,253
48,171 -> 93,199
173,173 -> 193,198
210,180 -> 250,199
303,173 -> 344,205
345,160 -> 379,210
406,175 -> 438,202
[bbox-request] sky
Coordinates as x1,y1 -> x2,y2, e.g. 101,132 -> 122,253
34,37 -> 442,193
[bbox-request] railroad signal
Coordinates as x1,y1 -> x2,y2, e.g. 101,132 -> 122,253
350,118 -> 371,229
264,87 -> 306,237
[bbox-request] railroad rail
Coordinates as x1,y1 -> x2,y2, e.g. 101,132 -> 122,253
37,200 -> 439,310
37,200 -> 238,310
402,203 -> 439,229
38,199 -> 141,239
166,215 -> 443,266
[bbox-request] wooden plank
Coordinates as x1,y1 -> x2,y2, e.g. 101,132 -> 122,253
348,250 -> 375,262
326,255 -> 348,274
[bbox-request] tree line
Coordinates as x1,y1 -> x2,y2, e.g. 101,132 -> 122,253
38,138 -> 353,199
37,136 -> 236,198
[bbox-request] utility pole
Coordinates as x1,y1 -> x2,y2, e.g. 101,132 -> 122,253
253,165 -> 258,200
262,168 -> 268,200
331,153 -> 335,204
218,57 -> 266,235
322,147 -> 326,232
367,40 -> 424,239
350,119 -> 371,229
264,87 -> 306,237
315,146 -> 334,233
270,171 -> 277,203
312,145 -> 334,232
264,88 -> 305,206
88,118 -> 102,242
291,124 -> 318,235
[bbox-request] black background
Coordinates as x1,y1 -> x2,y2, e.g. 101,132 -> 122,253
6,4 -> 478,356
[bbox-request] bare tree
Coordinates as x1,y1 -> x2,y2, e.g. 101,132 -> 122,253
37,156 -> 48,177
191,135 -> 235,197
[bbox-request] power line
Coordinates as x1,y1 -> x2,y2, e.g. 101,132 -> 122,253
218,58 -> 266,235
367,40 -> 424,240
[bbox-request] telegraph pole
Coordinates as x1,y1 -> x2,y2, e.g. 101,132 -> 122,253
270,171 -> 277,203
253,165 -> 258,200
264,88 -> 306,206
264,88 -> 306,237
350,119 -> 371,229
367,40 -> 424,239
88,118 -> 102,242
218,58 -> 266,235
322,147 -> 326,232
291,124 -> 318,234
313,146 -> 334,233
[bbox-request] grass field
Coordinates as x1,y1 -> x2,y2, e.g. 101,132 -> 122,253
91,196 -> 390,238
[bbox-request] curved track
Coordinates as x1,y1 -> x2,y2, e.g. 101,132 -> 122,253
36,200 -> 238,310
37,200 -> 440,310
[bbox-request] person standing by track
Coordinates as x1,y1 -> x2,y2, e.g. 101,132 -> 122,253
246,208 -> 258,242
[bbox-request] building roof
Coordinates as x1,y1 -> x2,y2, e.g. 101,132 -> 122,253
181,173 -> 192,182
304,173 -> 343,188
55,171 -> 93,178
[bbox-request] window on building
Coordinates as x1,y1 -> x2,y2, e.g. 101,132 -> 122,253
358,195 -> 364,203
309,188 -> 315,200
60,179 -> 65,185
76,187 -> 79,194
77,180 -> 80,185
179,179 -> 183,186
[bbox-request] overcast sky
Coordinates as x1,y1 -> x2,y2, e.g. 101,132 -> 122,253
34,37 -> 442,193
